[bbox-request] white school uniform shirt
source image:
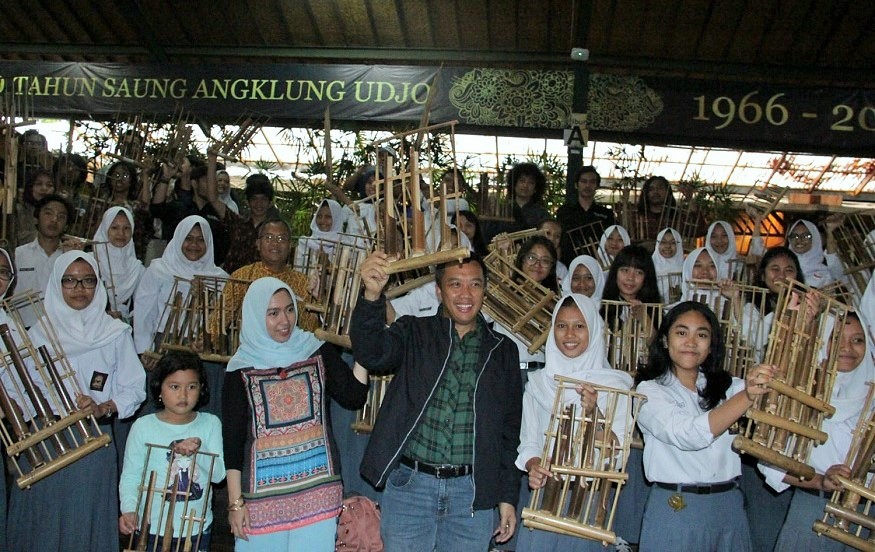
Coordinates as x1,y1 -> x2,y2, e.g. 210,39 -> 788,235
390,281 -> 440,319
14,238 -> 61,296
14,239 -> 62,327
637,372 -> 746,484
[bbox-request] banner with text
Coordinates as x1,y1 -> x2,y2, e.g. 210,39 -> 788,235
0,61 -> 872,156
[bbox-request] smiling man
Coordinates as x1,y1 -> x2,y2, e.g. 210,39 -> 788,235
351,251 -> 522,552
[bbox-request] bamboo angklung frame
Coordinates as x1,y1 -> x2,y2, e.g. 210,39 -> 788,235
656,272 -> 683,306
480,250 -> 556,354
475,171 -> 514,223
2,88 -> 36,249
486,228 -> 547,257
684,279 -> 772,378
351,374 -> 393,434
813,381 -> 875,551
370,121 -> 469,275
207,113 -> 267,163
521,376 -> 645,545
122,444 -> 219,552
831,211 -> 875,303
298,239 -> 369,350
742,183 -> 789,223
65,195 -> 110,241
733,280 -> 849,480
0,291 -> 112,489
566,221 -> 609,262
156,276 -> 244,363
625,194 -> 703,251
600,300 -> 663,377
90,241 -> 120,315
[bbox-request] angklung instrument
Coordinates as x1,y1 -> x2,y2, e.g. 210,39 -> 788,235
812,381 -> 875,551
480,249 -> 556,354
122,443 -> 220,552
522,376 -> 644,546
733,279 -> 850,481
0,291 -> 111,489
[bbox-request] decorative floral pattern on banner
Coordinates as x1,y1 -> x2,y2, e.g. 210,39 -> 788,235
588,74 -> 664,132
450,68 -> 573,128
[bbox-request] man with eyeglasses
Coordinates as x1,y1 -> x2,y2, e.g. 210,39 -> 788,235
556,166 -> 615,266
219,218 -> 320,334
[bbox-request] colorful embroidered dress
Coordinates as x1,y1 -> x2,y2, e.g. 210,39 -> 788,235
240,357 -> 342,534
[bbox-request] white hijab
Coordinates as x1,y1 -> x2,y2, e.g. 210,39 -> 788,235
597,225 -> 631,268
561,255 -> 605,305
682,246 -> 720,303
527,294 -> 633,412
217,172 -> 239,214
705,221 -> 737,279
651,228 -> 684,275
309,199 -> 344,243
30,251 -> 129,357
787,220 -> 833,288
227,277 -> 323,372
92,206 -> 145,306
149,216 -> 228,282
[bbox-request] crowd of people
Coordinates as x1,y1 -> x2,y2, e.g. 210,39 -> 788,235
0,133 -> 872,552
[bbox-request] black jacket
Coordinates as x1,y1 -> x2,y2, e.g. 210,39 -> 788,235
350,293 -> 522,510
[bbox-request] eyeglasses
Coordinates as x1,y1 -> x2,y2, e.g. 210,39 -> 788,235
60,276 -> 99,289
523,254 -> 554,267
789,232 -> 812,242
0,268 -> 13,280
259,234 -> 290,244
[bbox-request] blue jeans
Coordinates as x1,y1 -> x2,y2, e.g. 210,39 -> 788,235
381,464 -> 494,552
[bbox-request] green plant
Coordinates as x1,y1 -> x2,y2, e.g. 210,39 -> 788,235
680,172 -> 737,224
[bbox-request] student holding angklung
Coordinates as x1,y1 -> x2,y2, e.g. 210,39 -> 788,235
517,293 -> 633,551
634,301 -> 776,551
8,251 -> 146,551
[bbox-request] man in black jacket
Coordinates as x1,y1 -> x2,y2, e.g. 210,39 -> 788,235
351,251 -> 522,551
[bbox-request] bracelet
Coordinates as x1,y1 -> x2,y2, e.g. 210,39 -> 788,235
228,497 -> 246,511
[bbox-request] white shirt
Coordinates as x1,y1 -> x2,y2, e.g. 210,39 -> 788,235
637,372 -> 746,484
29,328 -> 146,419
14,238 -> 62,296
14,238 -> 62,327
390,281 -> 440,319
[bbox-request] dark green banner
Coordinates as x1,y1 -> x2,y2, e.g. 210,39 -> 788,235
0,61 -> 872,156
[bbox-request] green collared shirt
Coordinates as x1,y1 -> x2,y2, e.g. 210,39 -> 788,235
404,317 -> 482,465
